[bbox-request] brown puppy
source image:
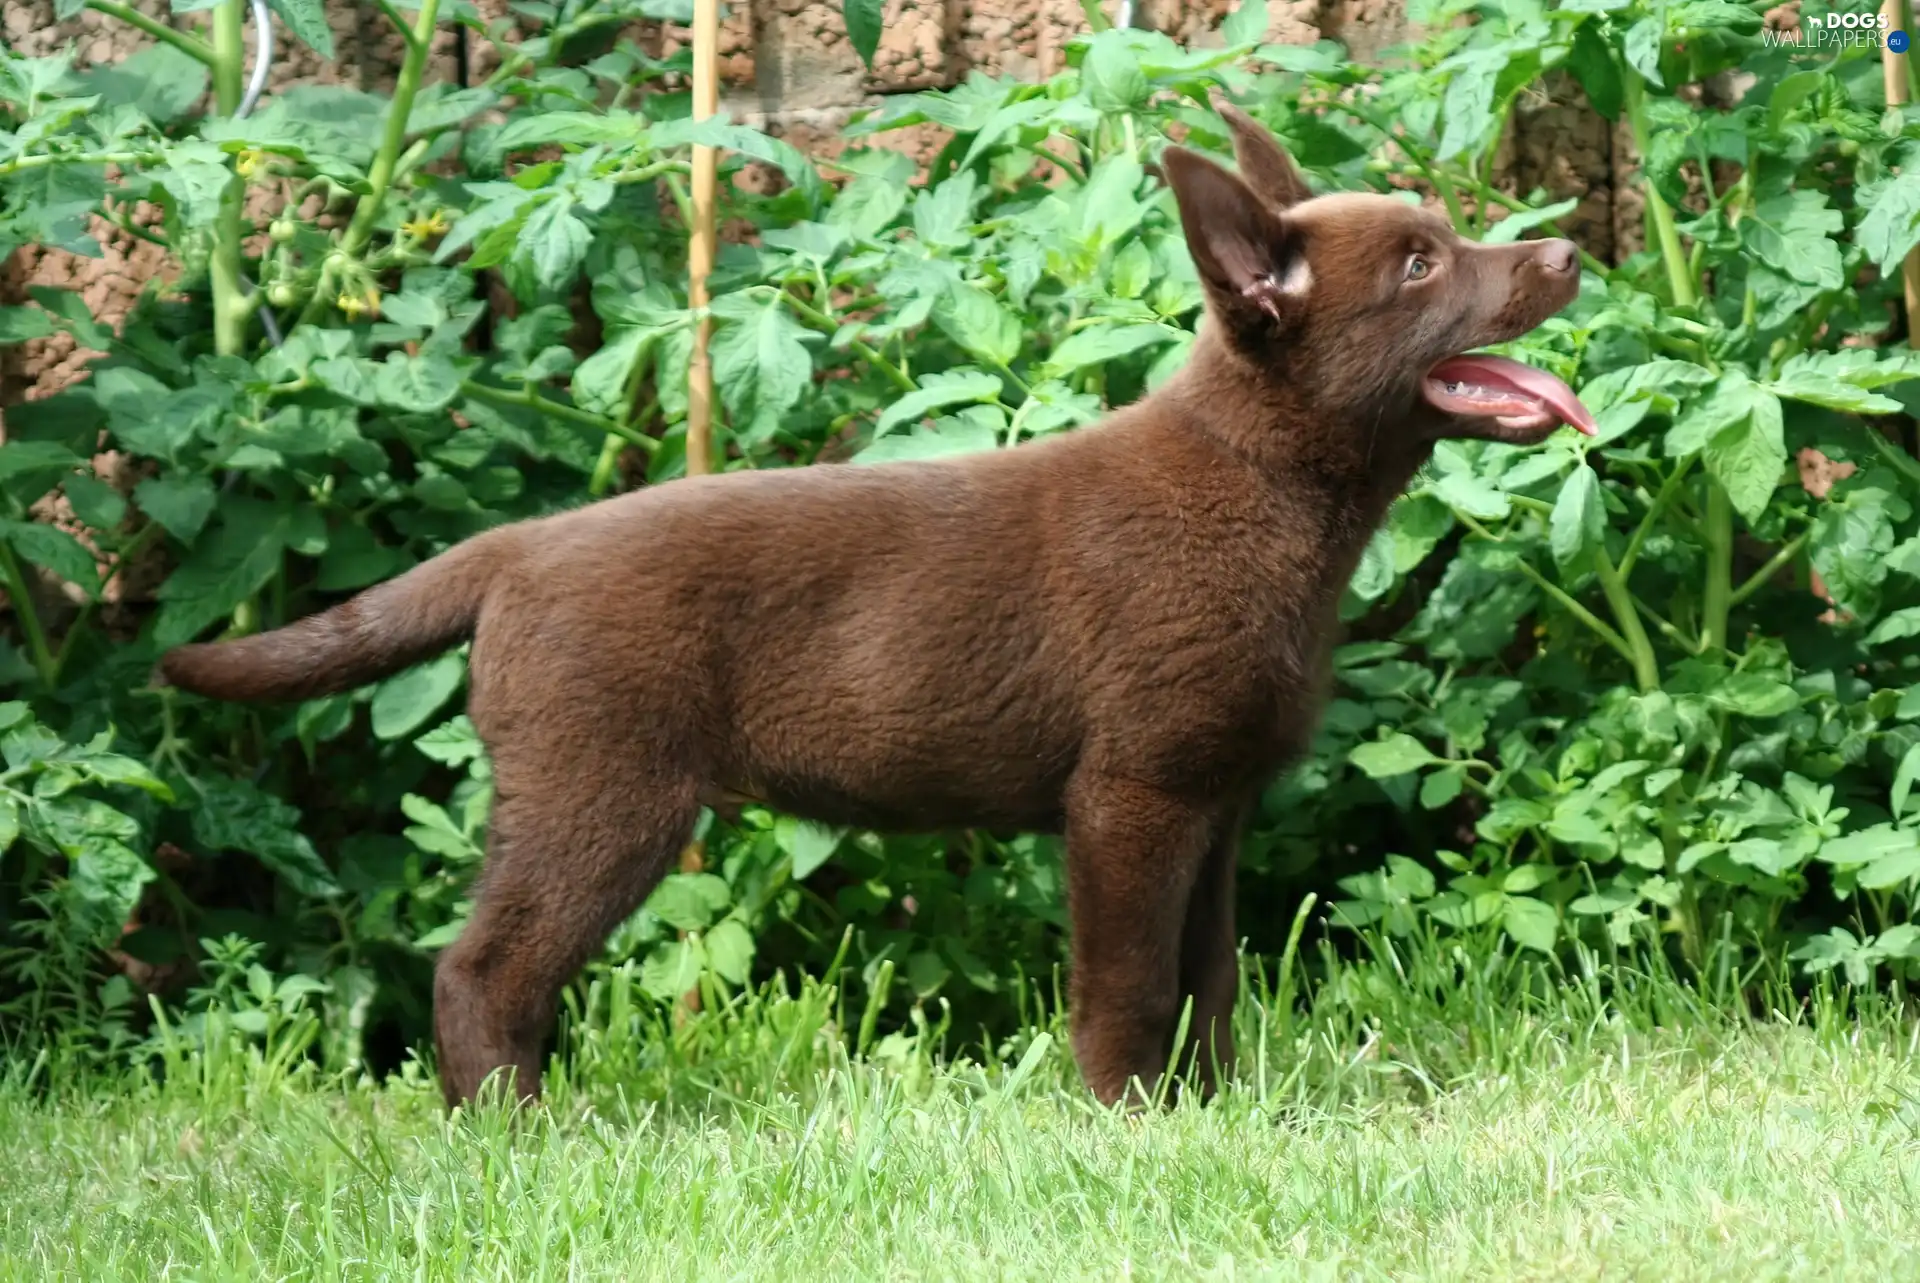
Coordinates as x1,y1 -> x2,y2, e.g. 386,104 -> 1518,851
158,106 -> 1593,1110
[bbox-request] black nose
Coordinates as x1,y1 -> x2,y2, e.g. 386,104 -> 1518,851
1537,238 -> 1576,274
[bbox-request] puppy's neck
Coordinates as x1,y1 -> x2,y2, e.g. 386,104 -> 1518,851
1163,326 -> 1433,528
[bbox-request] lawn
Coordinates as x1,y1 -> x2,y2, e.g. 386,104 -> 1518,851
5,945 -> 1920,1281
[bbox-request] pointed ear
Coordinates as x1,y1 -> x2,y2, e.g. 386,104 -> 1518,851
1160,145 -> 1306,328
1214,98 -> 1312,211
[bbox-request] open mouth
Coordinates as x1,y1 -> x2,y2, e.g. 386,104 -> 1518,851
1421,354 -> 1596,436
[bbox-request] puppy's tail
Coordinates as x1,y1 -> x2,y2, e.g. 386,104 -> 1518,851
155,527 -> 515,704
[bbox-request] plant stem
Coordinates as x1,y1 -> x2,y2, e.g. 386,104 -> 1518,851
777,290 -> 916,392
0,151 -> 159,178
1700,480 -> 1734,653
1593,548 -> 1661,693
458,380 -> 659,453
86,0 -> 215,62
0,543 -> 55,687
340,0 -> 442,258
1623,73 -> 1696,309
47,523 -> 162,688
1630,591 -> 1698,655
1456,514 -> 1635,662
1619,457 -> 1692,579
370,0 -> 423,47
208,0 -> 249,357
1863,408 -> 1920,489
1730,531 -> 1809,609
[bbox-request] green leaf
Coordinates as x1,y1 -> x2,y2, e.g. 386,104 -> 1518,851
1818,824 -> 1919,869
912,171 -> 978,250
371,653 -> 467,741
1894,743 -> 1920,821
828,175 -> 908,238
63,474 -> 126,532
1483,198 -> 1580,245
1565,21 -> 1622,119
1872,607 -> 1920,645
640,938 -> 706,1000
647,872 -> 731,930
934,283 -> 1021,368
1347,528 -> 1394,604
79,41 -> 208,124
0,441 -> 84,482
1858,172 -> 1920,276
1438,50 -> 1503,162
1623,17 -> 1663,85
133,475 -> 218,542
1109,240 -> 1153,299
152,506 -> 289,648
874,369 -> 1004,438
1549,463 -> 1603,571
652,116 -> 825,207
1859,847 -> 1920,891
1431,470 -> 1510,521
775,816 -> 842,879
1767,371 -> 1903,416
704,918 -> 755,985
1705,674 -> 1798,719
1501,895 -> 1558,954
856,407 -> 1001,464
711,294 -> 816,443
0,305 -> 57,343
72,841 -> 154,926
761,221 -> 848,261
1082,32 -> 1148,114
0,521 -> 97,591
191,776 -> 340,897
1420,766 -> 1465,809
1349,733 -> 1439,779
843,0 -> 883,70
269,0 -> 335,56
1221,0 -> 1268,45
1701,388 -> 1785,524
1042,324 -> 1175,377
1742,191 -> 1844,290
496,111 -> 645,151
373,351 -> 464,413
521,198 -> 592,293
159,147 -> 232,229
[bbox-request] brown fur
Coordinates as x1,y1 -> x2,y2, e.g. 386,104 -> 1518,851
157,105 -> 1581,1110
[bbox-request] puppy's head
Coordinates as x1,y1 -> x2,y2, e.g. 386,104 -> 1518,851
1162,103 -> 1595,445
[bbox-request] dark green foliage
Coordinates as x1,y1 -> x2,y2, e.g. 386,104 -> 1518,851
5,0 -> 1920,1077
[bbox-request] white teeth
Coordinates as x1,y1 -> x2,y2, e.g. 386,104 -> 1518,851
1445,381 -> 1462,394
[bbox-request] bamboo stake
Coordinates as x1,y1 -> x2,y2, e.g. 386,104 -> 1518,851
1886,0 -> 1920,349
686,0 -> 720,475
676,0 -> 721,1018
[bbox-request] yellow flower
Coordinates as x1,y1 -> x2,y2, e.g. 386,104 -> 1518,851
235,148 -> 266,179
336,287 -> 381,321
401,210 -> 450,240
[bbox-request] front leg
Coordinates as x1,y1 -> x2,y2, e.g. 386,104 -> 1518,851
1176,800 -> 1246,1100
1063,773 -> 1214,1108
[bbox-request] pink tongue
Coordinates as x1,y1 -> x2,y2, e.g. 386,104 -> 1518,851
1423,354 -> 1596,435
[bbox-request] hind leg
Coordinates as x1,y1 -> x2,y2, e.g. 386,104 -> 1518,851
433,773 -> 698,1107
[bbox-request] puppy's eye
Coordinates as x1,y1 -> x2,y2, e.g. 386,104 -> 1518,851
1405,255 -> 1432,282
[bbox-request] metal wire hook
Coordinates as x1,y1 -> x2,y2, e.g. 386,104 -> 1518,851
237,0 -> 283,347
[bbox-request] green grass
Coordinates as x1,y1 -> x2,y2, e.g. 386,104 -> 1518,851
5,937 -> 1920,1281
